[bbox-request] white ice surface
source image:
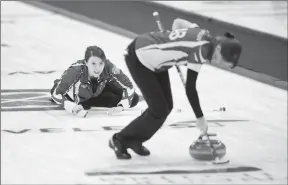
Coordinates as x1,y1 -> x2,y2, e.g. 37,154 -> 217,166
1,1 -> 287,184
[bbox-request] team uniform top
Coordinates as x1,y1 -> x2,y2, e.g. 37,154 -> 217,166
134,27 -> 214,119
134,27 -> 213,73
51,60 -> 134,108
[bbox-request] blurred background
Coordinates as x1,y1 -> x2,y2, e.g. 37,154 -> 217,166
22,0 -> 288,87
154,1 -> 287,38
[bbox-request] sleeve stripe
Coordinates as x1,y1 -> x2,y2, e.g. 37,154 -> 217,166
187,63 -> 202,72
194,53 -> 199,63
74,81 -> 81,104
111,76 -> 129,89
198,46 -> 208,63
51,85 -> 65,105
139,41 -> 209,51
64,81 -> 81,104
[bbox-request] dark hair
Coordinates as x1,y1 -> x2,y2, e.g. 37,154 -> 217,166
84,46 -> 106,62
218,32 -> 242,68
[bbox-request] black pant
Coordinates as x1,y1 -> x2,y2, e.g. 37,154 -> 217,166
82,83 -> 140,108
51,79 -> 139,109
81,84 -> 122,108
118,39 -> 173,147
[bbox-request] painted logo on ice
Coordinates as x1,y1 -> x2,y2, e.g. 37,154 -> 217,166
1,89 -> 61,111
1,89 -> 145,112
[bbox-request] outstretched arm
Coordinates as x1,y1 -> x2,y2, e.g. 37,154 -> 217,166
185,69 -> 203,118
106,60 -> 138,109
186,68 -> 208,134
51,61 -> 91,117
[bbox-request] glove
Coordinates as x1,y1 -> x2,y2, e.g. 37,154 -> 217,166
196,116 -> 208,134
72,104 -> 84,114
64,101 -> 88,118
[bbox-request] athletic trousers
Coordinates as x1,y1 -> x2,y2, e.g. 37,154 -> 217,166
118,39 -> 173,147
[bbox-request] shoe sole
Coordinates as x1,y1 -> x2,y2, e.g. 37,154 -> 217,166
130,149 -> 150,156
109,138 -> 131,160
129,146 -> 150,156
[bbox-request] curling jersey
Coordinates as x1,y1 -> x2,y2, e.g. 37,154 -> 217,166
134,27 -> 213,73
51,60 -> 134,108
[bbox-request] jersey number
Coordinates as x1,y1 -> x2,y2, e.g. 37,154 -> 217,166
169,29 -> 188,41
